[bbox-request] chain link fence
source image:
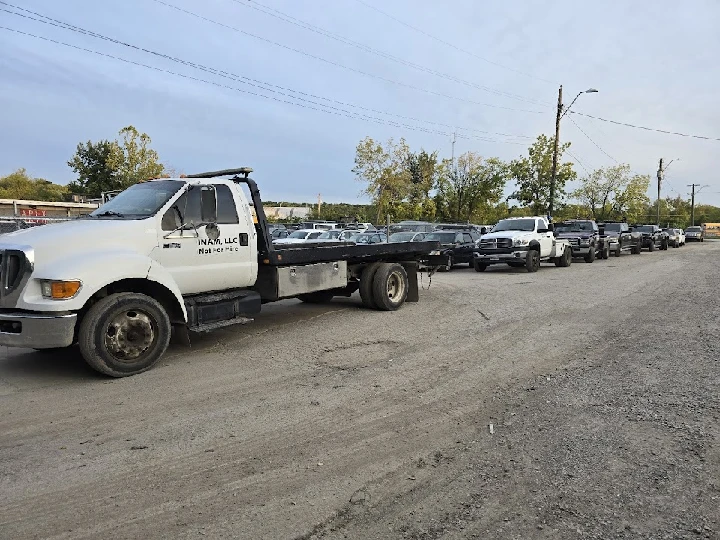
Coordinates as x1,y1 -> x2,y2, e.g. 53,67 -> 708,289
0,216 -> 76,235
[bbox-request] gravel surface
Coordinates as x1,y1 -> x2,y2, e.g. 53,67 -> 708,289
0,242 -> 718,539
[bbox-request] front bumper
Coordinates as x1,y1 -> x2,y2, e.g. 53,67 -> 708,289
474,247 -> 529,263
570,245 -> 592,255
0,312 -> 77,349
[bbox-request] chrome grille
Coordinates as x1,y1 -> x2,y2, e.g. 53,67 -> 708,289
480,238 -> 512,249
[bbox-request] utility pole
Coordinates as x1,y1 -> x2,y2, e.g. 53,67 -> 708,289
548,85 -> 562,220
688,183 -> 697,226
451,130 -> 457,171
656,158 -> 663,226
317,193 -> 322,218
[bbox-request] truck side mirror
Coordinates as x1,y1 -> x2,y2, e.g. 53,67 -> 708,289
547,223 -> 554,232
480,227 -> 487,235
200,186 -> 218,224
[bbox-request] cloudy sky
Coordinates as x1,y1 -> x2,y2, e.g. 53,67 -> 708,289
1,0 -> 719,205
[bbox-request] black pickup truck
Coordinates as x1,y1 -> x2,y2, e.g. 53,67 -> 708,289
553,219 -> 609,262
598,221 -> 643,257
633,224 -> 669,251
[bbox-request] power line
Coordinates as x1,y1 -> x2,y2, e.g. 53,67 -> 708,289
0,3 -> 534,141
351,0 -> 557,87
571,110 -> 720,143
567,115 -> 620,164
0,24 -> 528,147
229,0 -> 548,107
149,0 -> 547,115
565,150 -> 592,175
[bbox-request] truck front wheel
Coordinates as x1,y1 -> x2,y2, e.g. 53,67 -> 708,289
78,292 -> 171,377
584,247 -> 595,263
372,263 -> 408,311
526,250 -> 540,272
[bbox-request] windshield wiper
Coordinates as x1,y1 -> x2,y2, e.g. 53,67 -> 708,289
93,210 -> 124,218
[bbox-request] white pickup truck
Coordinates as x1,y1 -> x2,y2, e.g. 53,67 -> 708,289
473,216 -> 572,272
0,168 -> 441,377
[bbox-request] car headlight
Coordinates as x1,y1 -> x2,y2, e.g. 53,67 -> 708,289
40,280 -> 82,299
429,249 -> 441,255
513,238 -> 529,247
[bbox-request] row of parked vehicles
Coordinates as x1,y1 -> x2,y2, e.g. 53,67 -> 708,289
268,218 -> 701,275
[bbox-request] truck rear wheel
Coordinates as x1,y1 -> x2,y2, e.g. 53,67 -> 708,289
359,262 -> 383,309
584,247 -> 595,263
372,263 -> 408,311
525,250 -> 540,272
648,241 -> 655,252
78,292 -> 171,377
557,248 -> 572,267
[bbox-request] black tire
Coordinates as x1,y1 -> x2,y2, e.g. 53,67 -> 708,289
298,290 -> 334,303
632,243 -> 641,254
662,239 -> 669,250
602,246 -> 609,259
371,263 -> 408,311
615,245 -> 622,257
584,247 -> 595,263
648,241 -> 655,252
558,248 -> 572,267
701,237 -> 704,242
78,292 -> 171,377
525,249 -> 540,272
474,261 -> 487,272
674,240 -> 679,248
439,254 -> 453,272
359,262 -> 383,309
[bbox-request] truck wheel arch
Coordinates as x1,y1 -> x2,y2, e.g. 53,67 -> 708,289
79,278 -> 186,327
529,240 -> 541,251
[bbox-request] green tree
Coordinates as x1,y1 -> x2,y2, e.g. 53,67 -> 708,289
67,126 -> 163,197
405,149 -> 439,219
612,174 -> 651,222
0,169 -> 68,201
435,153 -> 507,222
509,134 -> 576,216
352,137 -> 411,222
573,164 -> 632,221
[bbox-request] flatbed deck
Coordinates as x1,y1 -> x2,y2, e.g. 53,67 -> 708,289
265,241 -> 441,266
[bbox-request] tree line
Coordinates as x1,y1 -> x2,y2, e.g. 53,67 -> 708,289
1,127 -> 718,228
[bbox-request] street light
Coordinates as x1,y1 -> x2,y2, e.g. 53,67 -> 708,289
548,86 -> 598,219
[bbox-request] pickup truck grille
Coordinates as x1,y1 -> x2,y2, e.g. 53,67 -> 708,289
479,238 -> 512,249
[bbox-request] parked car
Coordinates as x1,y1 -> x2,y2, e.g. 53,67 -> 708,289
685,226 -> 704,242
633,224 -> 669,251
425,229 -> 481,271
433,223 -> 488,234
273,229 -> 325,244
598,222 -> 643,257
314,230 -> 343,242
270,228 -> 289,240
353,232 -> 387,244
553,219 -> 609,262
388,221 -> 435,234
663,228 -> 684,248
389,232 -> 427,243
338,229 -> 364,242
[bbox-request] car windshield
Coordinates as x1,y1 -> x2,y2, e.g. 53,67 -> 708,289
389,232 -> 415,242
687,227 -> 701,232
89,180 -> 184,218
602,223 -> 622,232
492,218 -> 536,232
355,234 -> 379,243
555,222 -> 593,233
288,230 -> 310,239
635,226 -> 654,233
425,232 -> 457,243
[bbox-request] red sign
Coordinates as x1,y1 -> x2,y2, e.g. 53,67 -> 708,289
20,208 -> 49,224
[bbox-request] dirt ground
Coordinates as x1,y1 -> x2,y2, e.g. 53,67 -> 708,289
0,241 -> 718,539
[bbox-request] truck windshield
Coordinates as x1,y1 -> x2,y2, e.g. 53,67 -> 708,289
635,226 -> 654,233
493,219 -> 536,232
424,232 -> 457,243
687,227 -> 701,232
602,223 -> 622,232
555,222 -> 593,233
89,180 -> 184,219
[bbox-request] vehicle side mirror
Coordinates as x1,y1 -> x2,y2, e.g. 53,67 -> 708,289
547,223 -> 554,232
480,227 -> 487,235
200,185 -> 217,224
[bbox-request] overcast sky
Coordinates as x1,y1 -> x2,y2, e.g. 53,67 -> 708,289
1,0 -> 719,205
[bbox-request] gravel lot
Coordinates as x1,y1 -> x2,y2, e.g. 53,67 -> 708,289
1,241 -> 718,539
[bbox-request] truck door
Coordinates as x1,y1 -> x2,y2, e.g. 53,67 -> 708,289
537,219 -> 554,255
152,183 -> 255,295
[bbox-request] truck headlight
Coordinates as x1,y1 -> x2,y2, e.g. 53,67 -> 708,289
513,238 -> 529,247
579,240 -> 591,246
429,249 -> 441,255
41,280 -> 82,299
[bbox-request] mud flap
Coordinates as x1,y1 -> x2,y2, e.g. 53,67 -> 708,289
404,262 -> 419,302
